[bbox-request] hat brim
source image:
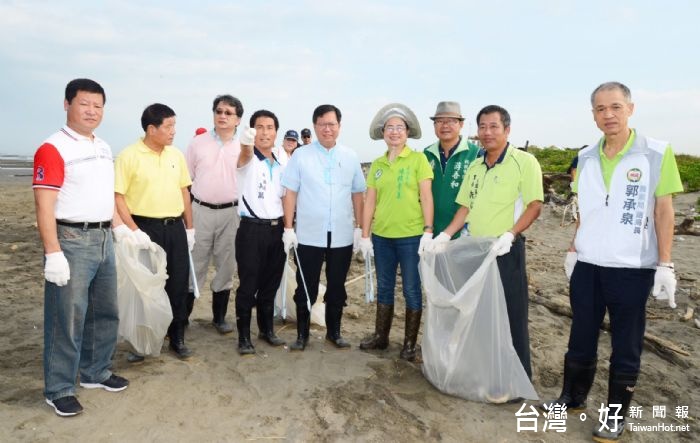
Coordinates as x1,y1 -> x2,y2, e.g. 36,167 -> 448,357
369,103 -> 422,140
429,114 -> 465,121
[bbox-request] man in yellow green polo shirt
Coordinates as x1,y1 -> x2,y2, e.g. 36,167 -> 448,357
434,105 -> 543,380
115,103 -> 195,360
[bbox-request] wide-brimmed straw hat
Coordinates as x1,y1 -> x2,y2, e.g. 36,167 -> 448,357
429,101 -> 465,121
369,103 -> 421,140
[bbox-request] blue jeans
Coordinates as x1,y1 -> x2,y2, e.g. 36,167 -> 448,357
44,225 -> 119,400
372,234 -> 422,310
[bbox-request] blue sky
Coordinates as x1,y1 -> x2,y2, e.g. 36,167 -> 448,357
1,0 -> 699,161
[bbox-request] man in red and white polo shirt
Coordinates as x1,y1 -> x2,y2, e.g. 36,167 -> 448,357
33,79 -> 130,417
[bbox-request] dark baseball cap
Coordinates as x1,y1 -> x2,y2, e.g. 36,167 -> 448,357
301,128 -> 311,137
284,129 -> 299,141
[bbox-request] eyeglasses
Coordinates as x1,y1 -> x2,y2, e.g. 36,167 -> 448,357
433,118 -> 461,126
215,109 -> 236,117
384,125 -> 406,133
315,122 -> 338,129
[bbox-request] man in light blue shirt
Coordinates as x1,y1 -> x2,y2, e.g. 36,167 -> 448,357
282,104 -> 366,351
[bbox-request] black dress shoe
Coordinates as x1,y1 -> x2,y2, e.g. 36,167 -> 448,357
325,334 -> 351,349
238,337 -> 255,355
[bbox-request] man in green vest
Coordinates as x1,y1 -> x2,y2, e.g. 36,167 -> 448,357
423,102 -> 480,237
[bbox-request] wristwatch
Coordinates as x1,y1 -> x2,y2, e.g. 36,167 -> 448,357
423,225 -> 434,232
658,262 -> 674,269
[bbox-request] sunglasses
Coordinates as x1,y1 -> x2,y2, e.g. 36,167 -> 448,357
215,109 -> 236,116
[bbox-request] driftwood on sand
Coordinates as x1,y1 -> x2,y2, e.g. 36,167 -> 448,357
531,292 -> 691,368
675,217 -> 700,236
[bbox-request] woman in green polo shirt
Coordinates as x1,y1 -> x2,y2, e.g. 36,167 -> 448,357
358,103 -> 434,361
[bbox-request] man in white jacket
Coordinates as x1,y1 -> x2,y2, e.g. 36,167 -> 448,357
548,81 -> 683,442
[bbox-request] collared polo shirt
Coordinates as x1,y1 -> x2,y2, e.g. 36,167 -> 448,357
185,130 -> 240,204
114,139 -> 192,218
455,144 -> 543,237
573,129 -> 683,196
281,141 -> 367,248
237,148 -> 284,219
366,146 -> 433,238
32,125 -> 114,222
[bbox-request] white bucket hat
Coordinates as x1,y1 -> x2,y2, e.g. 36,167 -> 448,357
369,103 -> 422,140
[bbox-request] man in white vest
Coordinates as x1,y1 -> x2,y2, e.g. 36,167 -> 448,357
546,82 -> 683,442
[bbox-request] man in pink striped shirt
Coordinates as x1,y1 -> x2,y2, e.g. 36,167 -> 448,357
185,95 -> 243,334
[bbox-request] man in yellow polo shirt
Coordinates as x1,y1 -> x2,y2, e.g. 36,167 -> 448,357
435,105 -> 543,380
115,103 -> 195,360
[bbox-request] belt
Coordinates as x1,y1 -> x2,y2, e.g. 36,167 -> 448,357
193,197 -> 238,210
240,216 -> 282,226
132,215 -> 182,226
57,220 -> 112,229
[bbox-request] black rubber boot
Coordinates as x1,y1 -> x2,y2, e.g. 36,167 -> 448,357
169,320 -> 192,360
185,292 -> 195,326
289,307 -> 310,351
212,290 -> 234,334
257,304 -> 285,346
360,303 -> 394,350
399,308 -> 422,361
325,307 -> 350,349
541,357 -> 597,412
236,314 -> 255,356
592,371 -> 638,442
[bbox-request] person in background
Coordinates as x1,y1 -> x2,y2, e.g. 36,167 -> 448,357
281,105 -> 366,351
33,78 -> 129,417
423,101 -> 480,237
300,128 -> 312,146
115,103 -> 195,360
358,103 -> 434,361
185,95 -> 244,334
548,82 -> 683,442
275,129 -> 300,166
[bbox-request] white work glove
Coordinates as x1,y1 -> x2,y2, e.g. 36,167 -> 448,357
239,125 -> 256,146
430,232 -> 451,253
282,228 -> 298,254
112,224 -> 133,243
358,237 -> 374,258
352,227 -> 362,254
652,266 -> 677,309
417,232 -> 433,255
492,231 -> 515,256
564,251 -> 577,280
44,251 -> 70,286
186,228 -> 195,252
132,229 -> 154,250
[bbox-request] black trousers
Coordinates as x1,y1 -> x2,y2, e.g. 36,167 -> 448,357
133,215 -> 189,322
234,218 -> 286,316
293,240 -> 353,313
496,235 -> 532,379
567,261 -> 654,374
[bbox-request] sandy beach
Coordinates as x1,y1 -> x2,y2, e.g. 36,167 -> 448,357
0,168 -> 698,442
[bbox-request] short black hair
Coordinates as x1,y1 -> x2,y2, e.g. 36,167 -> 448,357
312,104 -> 341,124
141,103 -> 176,132
212,94 -> 243,118
476,105 -> 511,128
65,78 -> 105,104
250,109 -> 279,130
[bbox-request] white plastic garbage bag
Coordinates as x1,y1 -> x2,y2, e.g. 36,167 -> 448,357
420,236 -> 538,403
115,241 -> 172,356
274,261 -> 326,327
